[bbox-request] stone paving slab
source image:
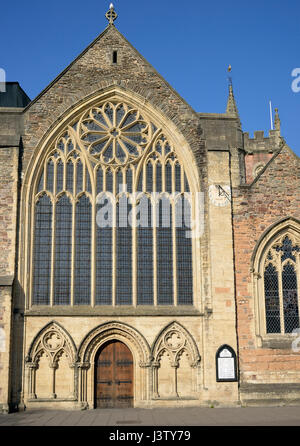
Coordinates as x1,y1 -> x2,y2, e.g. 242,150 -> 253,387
0,406 -> 300,426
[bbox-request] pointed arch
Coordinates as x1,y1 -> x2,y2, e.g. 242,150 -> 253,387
151,321 -> 201,366
21,87 -> 201,309
252,217 -> 300,337
151,321 -> 200,399
25,321 -> 77,401
26,321 -> 77,366
78,321 -> 151,364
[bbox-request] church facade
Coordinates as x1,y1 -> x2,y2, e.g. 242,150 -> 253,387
0,7 -> 299,412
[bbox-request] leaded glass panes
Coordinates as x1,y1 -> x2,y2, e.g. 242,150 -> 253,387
137,198 -> 153,305
176,197 -> 193,305
175,163 -> 181,193
117,169 -> 124,194
146,163 -> 153,193
264,264 -> 281,333
116,201 -> 132,305
32,195 -> 52,305
96,167 -> 103,196
56,160 -> 64,193
96,195 -> 112,305
86,167 -> 92,193
106,169 -> 113,193
74,195 -> 91,305
53,195 -> 72,305
156,163 -> 162,193
46,161 -> 54,193
157,198 -> 173,305
165,163 -> 172,194
282,263 -> 299,333
126,168 -> 133,194
263,235 -> 300,334
66,162 -> 74,194
76,161 -> 83,194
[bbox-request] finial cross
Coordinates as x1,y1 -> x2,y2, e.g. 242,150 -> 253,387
106,3 -> 118,25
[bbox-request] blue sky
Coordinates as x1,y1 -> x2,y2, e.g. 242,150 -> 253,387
1,0 -> 299,156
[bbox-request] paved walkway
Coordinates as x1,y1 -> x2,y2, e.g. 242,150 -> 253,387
0,405 -> 300,426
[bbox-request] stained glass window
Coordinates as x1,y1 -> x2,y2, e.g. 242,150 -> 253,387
31,100 -> 194,308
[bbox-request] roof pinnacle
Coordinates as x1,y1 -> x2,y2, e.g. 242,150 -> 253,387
274,108 -> 281,133
226,66 -> 240,121
106,3 -> 118,25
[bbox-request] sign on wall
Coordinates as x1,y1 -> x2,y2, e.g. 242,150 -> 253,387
216,345 -> 237,382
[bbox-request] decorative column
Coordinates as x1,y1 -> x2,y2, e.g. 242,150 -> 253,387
50,362 -> 58,399
151,361 -> 160,399
191,360 -> 201,394
170,361 -> 179,398
70,362 -> 78,399
77,362 -> 90,408
139,360 -> 152,401
26,362 -> 37,399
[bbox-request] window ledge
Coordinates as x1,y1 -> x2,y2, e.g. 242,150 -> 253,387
25,305 -> 202,317
259,335 -> 296,349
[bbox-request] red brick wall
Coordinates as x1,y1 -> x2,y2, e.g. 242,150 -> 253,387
245,152 -> 273,184
233,146 -> 300,383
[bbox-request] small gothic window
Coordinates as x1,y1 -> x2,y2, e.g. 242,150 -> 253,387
263,235 -> 300,334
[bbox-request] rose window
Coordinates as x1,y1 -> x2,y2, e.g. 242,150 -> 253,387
79,102 -> 152,165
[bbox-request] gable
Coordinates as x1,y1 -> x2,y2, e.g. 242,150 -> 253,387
22,25 -> 204,177
249,144 -> 300,193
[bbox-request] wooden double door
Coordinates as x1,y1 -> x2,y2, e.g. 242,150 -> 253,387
95,340 -> 134,408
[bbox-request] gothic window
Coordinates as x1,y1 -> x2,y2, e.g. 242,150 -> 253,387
263,235 -> 300,334
30,100 -> 194,307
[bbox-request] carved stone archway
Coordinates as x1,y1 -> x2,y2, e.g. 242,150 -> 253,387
77,321 -> 152,408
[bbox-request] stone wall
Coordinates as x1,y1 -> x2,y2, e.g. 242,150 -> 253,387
0,107 -> 22,411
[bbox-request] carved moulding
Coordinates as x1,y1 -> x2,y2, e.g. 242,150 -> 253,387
26,321 -> 77,367
77,321 -> 152,365
25,321 -> 78,401
150,321 -> 201,400
151,321 -> 201,367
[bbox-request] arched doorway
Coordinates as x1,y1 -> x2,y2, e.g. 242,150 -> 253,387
94,340 -> 134,408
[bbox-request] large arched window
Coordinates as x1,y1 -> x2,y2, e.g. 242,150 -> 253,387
30,100 -> 194,307
254,221 -> 300,336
